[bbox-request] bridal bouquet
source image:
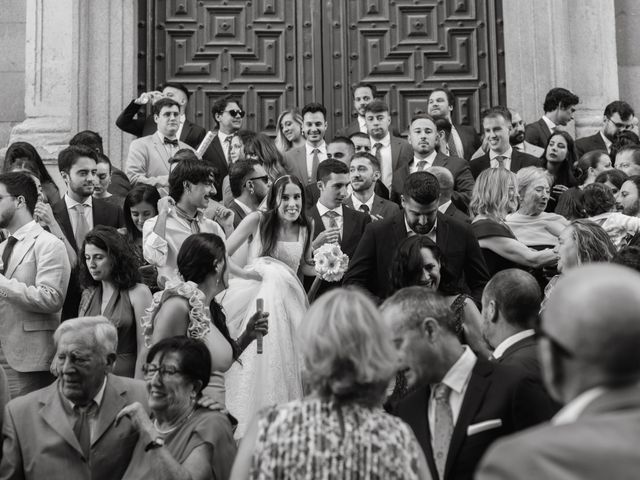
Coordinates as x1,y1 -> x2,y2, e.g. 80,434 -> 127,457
313,243 -> 350,282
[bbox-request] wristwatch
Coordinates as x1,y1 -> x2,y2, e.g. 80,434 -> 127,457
145,437 -> 165,452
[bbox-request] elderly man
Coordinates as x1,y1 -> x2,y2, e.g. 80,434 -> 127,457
477,264 -> 640,479
0,316 -> 147,480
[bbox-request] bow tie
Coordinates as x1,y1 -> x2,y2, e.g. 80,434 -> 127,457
164,137 -> 179,147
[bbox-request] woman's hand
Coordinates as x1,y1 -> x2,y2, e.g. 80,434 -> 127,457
538,248 -> 559,266
34,201 -> 54,227
552,184 -> 569,195
116,402 -> 157,443
157,196 -> 176,215
196,395 -> 227,413
244,311 -> 269,342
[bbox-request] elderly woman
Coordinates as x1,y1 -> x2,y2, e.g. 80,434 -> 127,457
470,168 -> 557,275
230,288 -> 431,479
506,167 -> 569,247
118,336 -> 237,480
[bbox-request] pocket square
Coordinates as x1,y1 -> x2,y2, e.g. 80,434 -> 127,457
467,419 -> 502,436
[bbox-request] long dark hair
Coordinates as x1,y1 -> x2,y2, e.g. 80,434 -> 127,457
541,131 -> 578,188
177,233 -> 239,360
259,175 -> 311,259
4,142 -> 56,186
123,185 -> 160,241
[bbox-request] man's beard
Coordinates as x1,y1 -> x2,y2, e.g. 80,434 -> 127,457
510,131 -> 525,145
626,200 -> 640,218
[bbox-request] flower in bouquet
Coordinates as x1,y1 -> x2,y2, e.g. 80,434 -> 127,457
313,243 -> 350,282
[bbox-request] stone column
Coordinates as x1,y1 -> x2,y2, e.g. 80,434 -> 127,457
503,0 -> 619,138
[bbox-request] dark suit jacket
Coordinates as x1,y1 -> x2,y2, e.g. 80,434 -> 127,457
469,150 -> 542,179
575,132 -> 608,159
390,152 -> 475,212
52,197 -> 125,320
343,211 -> 489,302
443,201 -> 470,224
524,117 -> 553,149
107,167 -> 132,197
343,194 -> 400,219
389,135 -> 414,175
391,357 -> 554,480
455,123 -> 482,161
228,199 -> 250,229
304,182 -> 388,210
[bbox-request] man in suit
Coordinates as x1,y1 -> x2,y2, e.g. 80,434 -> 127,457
344,152 -> 399,220
471,109 -> 545,160
383,289 -> 553,480
428,87 -> 481,160
0,316 -> 148,480
0,173 -> 70,398
53,145 -> 124,320
349,131 -> 372,154
228,160 -> 270,228
470,107 -> 541,179
477,264 -> 640,479
126,98 -> 195,196
427,166 -> 470,224
524,87 -> 579,149
575,100 -> 635,158
390,114 -> 475,212
343,171 -> 489,302
336,83 -> 376,138
284,103 -> 329,184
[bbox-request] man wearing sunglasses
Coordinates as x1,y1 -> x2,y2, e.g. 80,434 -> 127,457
227,160 -> 270,228
575,100 -> 635,158
478,263 -> 640,479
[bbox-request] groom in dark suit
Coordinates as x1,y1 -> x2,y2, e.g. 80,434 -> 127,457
383,289 -> 554,480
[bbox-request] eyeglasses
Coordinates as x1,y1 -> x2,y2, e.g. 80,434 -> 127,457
142,363 -> 183,378
225,109 -> 246,118
247,175 -> 269,184
607,117 -> 634,131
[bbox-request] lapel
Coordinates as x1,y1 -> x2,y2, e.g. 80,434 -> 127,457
179,120 -> 193,143
53,199 -> 77,251
432,152 -> 448,168
501,335 -> 536,360
296,147 -> 309,182
435,213 -> 449,253
391,212 -> 408,246
390,136 -> 401,172
92,375 -> 129,445
510,150 -> 522,172
150,134 -> 171,173
408,386 -> 438,478
309,206 -> 325,238
39,381 -> 84,456
5,222 -> 41,277
340,207 -> 357,250
371,195 -> 385,216
539,118 -> 552,138
342,196 -> 355,210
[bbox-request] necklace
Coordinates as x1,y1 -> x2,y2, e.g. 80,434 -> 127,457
153,406 -> 196,435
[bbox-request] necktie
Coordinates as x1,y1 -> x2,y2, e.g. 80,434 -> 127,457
225,135 -> 234,163
0,236 -> 18,275
163,137 -> 179,147
311,148 -> 320,183
416,160 -> 428,171
325,210 -> 340,242
74,204 -> 90,249
495,155 -> 506,168
73,401 -> 97,458
433,383 -> 454,480
447,131 -> 460,158
359,204 -> 370,215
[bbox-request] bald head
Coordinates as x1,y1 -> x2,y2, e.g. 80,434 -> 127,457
426,166 -> 454,193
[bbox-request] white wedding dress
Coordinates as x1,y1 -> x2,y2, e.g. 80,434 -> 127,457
220,225 -> 309,438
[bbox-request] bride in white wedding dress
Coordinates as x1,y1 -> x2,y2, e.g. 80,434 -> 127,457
220,175 -> 316,438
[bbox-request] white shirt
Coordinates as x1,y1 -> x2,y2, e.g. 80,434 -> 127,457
405,216 -> 437,242
218,131 -> 233,164
64,194 -> 94,235
358,116 -> 368,134
552,387 -> 607,425
428,346 -> 477,433
306,142 -> 327,182
490,146 -> 513,170
450,124 -> 465,158
409,150 -> 438,174
351,192 -> 375,213
599,131 -> 613,154
65,377 -> 107,442
491,329 -> 535,360
156,130 -> 180,161
438,200 -> 452,214
316,201 -> 343,237
542,115 -> 557,133
371,133 -> 392,189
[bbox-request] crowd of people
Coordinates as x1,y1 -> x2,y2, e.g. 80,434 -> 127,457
0,81 -> 639,479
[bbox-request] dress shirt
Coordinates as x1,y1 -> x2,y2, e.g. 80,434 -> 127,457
450,124 -> 465,159
599,131 -> 613,153
409,150 -> 438,174
405,216 -> 437,242
489,146 -> 513,170
64,376 -> 107,442
358,116 -> 368,134
316,201 -> 344,236
156,131 -> 179,160
552,386 -> 607,425
438,200 -> 452,214
218,131 -> 233,164
542,115 -> 557,133
176,114 -> 186,140
491,329 -> 535,360
351,193 -> 375,213
233,198 -> 254,216
305,142 -> 327,181
371,133 -> 392,189
64,194 -> 94,234
428,346 -> 477,432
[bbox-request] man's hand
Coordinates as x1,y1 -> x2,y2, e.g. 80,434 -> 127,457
34,201 -> 55,227
155,175 -> 169,189
134,90 -> 163,105
157,196 -> 176,215
312,227 -> 340,249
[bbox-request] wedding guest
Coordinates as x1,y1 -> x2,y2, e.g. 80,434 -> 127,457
613,245 -> 640,271
614,145 -> 640,176
525,87 -> 579,149
615,175 -> 640,217
284,102 -> 329,184
78,226 -> 152,378
227,160 -> 271,228
350,131 -> 372,154
337,82 -> 376,137
574,150 -> 612,187
275,108 -> 304,153
540,131 -> 578,211
117,337 -> 237,480
555,188 -> 587,220
3,141 -> 61,204
594,167 -> 628,195
427,166 -> 470,223
230,288 -> 431,480
243,132 -> 288,182
93,153 -> 125,208
221,130 -> 258,206
574,100 -> 635,158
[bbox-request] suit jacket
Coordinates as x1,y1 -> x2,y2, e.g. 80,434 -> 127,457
390,152 -> 475,212
477,382 -> 640,480
443,201 -> 470,224
305,181 -> 389,210
469,150 -> 542,179
0,374 -> 148,480
454,123 -> 482,161
391,357 -> 554,480
524,117 -> 553,149
343,211 -> 489,301
284,144 -> 328,184
388,135 -> 414,177
108,167 -> 132,198
207,135 -> 230,201
228,199 -> 251,229
343,194 -> 400,219
0,222 -> 70,372
575,131 -> 608,159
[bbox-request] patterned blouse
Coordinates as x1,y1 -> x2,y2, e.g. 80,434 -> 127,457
250,397 -> 422,479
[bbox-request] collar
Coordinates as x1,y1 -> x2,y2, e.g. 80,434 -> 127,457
10,220 -> 39,240
173,204 -> 203,223
513,142 -> 525,152
599,131 -> 612,149
490,146 -> 513,160
351,192 -> 375,211
552,387 -> 607,425
438,200 -> 452,214
411,150 -> 438,167
542,115 -> 557,131
437,346 -> 477,395
64,194 -> 93,210
156,130 -> 178,144
306,141 -> 327,155
491,329 -> 535,359
370,132 -> 391,147
358,116 -> 367,129
316,201 -> 343,217
66,376 -> 108,410
218,130 -> 233,144
233,198 -> 254,215
404,215 -> 437,236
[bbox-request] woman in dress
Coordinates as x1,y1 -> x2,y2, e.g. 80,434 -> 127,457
222,174 -> 316,438
230,288 -> 431,480
4,141 -> 60,204
274,108 -> 304,153
78,226 -> 152,377
540,131 -> 578,211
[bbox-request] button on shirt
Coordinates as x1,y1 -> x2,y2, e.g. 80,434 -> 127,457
316,202 -> 343,237
490,147 -> 513,170
371,133 -> 393,189
306,142 -> 327,182
64,377 -> 107,443
491,329 -> 535,360
64,194 -> 94,235
409,151 -> 438,174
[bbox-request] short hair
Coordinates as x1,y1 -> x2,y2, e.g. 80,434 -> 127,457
57,145 -> 98,174
434,117 -> 452,140
595,168 -> 628,190
409,113 -> 437,128
146,336 -> 210,395
616,145 -> 640,167
152,97 -> 180,116
516,167 -> 552,200
481,106 -> 512,124
352,82 -> 377,98
171,148 -> 199,164
427,165 -> 454,192
604,100 -> 635,121
211,95 -> 243,126
351,152 -> 380,172
229,159 -> 260,198
555,188 -> 587,220
403,171 -> 440,205
162,82 -> 191,100
363,99 -> 389,115
3,142 -> 56,186
317,159 -> 349,183
613,245 -> 640,273
429,88 -> 455,108
54,316 -> 118,359
568,219 -> 617,265
301,102 -> 327,119
582,182 -> 615,216
575,150 -> 610,185
328,136 -> 355,151
470,168 -> 518,219
96,153 -> 112,173
123,185 -> 160,241
0,172 -> 38,215
349,131 -> 370,142
542,88 -> 580,113
300,287 -> 397,406
484,269 -> 541,329
382,287 -> 458,335
169,158 -> 216,202
69,130 -> 104,154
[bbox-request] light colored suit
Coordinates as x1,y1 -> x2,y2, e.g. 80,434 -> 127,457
284,144 -> 320,184
476,382 -> 640,480
0,221 -> 70,372
0,374 -> 148,480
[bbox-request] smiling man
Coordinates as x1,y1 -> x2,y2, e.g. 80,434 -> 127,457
336,83 -> 377,137
284,103 -> 329,184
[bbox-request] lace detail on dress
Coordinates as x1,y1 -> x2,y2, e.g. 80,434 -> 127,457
272,240 -> 303,273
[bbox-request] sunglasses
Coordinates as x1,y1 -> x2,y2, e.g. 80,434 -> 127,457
247,175 -> 269,184
225,109 -> 246,118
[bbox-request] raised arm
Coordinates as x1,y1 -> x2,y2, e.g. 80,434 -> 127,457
225,212 -> 261,257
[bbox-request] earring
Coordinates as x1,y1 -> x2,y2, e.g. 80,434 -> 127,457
249,187 -> 255,195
